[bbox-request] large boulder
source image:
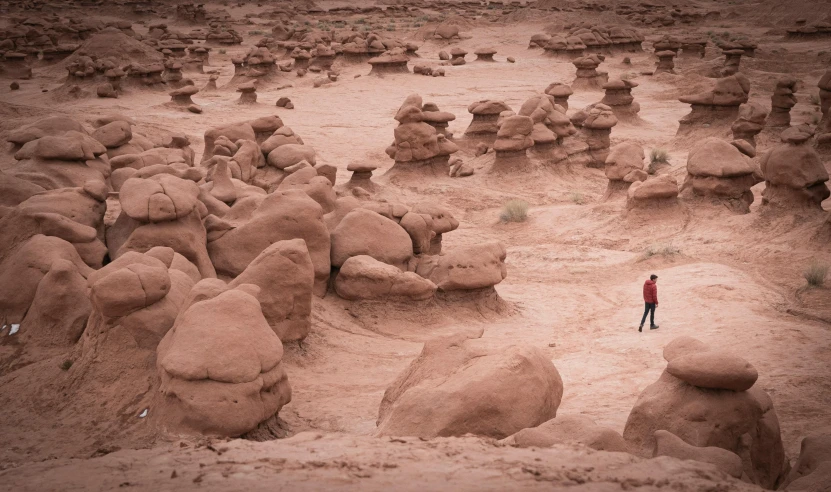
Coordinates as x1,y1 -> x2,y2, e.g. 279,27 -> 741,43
335,255 -> 437,301
156,281 -> 291,437
330,208 -> 413,270
377,329 -> 563,439
229,239 -> 314,342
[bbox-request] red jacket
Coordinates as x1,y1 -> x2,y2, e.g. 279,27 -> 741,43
643,280 -> 658,304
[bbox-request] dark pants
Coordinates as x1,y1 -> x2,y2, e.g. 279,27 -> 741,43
640,302 -> 656,327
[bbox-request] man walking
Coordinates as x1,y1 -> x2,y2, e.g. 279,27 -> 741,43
639,274 -> 659,332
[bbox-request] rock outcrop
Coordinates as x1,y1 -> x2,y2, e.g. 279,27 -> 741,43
377,329 -> 563,439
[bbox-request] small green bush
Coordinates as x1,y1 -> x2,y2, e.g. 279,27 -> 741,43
499,199 -> 529,223
60,360 -> 73,371
804,261 -> 829,287
570,192 -> 585,205
218,48 -> 227,55
809,94 -> 820,106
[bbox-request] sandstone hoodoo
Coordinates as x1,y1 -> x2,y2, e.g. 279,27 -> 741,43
677,73 -> 750,137
385,94 -> 459,175
654,50 -> 677,74
572,54 -> 608,91
517,93 -> 576,153
599,79 -> 641,120
421,102 -> 456,138
368,49 -> 409,75
730,102 -> 768,155
474,47 -> 497,62
571,103 -> 618,168
465,99 -> 512,139
491,113 -> 535,170
767,77 -> 797,128
818,70 -> 831,149
236,82 -> 257,104
653,34 -> 681,54
760,126 -> 831,210
624,337 -> 789,490
450,47 -> 467,65
544,82 -> 574,110
168,84 -> 198,107
346,162 -> 378,190
682,137 -> 762,213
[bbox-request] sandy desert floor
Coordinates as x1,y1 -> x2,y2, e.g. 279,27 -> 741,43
0,0 -> 830,490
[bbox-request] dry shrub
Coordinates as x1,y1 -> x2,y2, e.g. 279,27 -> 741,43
500,199 -> 529,223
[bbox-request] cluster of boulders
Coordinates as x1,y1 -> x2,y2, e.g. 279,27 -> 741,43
786,21 -> 831,39
385,94 -> 460,174
1,105 -> 511,440
532,24 -> 644,58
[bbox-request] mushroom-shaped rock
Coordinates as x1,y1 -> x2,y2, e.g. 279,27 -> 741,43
760,126 -> 830,209
465,100 -> 512,136
236,82 -> 257,104
682,137 -> 761,213
368,49 -> 409,75
377,329 -> 563,439
474,47 -> 496,62
449,47 -> 467,65
169,84 -> 198,106
544,82 -> 574,110
600,79 -> 640,119
654,50 -> 676,74
677,74 -> 750,136
572,54 -> 608,91
731,102 -> 768,151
